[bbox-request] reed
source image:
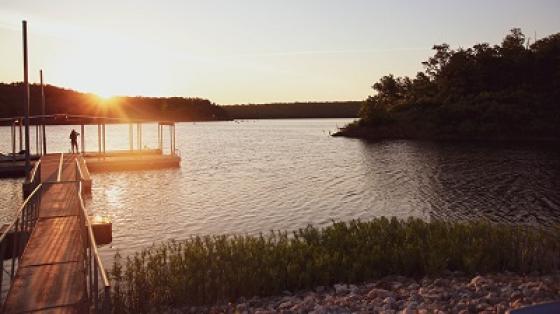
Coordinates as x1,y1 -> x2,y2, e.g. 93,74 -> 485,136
110,217 -> 560,313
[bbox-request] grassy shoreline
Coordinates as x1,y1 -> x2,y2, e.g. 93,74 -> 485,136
110,218 -> 560,312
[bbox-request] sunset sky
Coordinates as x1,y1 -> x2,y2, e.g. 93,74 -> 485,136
0,0 -> 559,104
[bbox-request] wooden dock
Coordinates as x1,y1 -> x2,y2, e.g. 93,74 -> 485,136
1,149 -> 180,313
3,154 -> 89,313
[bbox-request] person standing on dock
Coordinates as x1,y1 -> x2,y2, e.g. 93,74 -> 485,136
70,129 -> 80,154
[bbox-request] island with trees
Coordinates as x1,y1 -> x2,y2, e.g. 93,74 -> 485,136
334,29 -> 560,141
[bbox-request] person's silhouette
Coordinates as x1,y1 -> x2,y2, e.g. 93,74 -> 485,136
69,129 -> 80,154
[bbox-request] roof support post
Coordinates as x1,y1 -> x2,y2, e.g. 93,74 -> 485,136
102,124 -> 106,154
136,123 -> 141,151
19,120 -> 23,152
35,124 -> 39,155
129,123 -> 133,151
11,122 -> 16,160
158,124 -> 163,150
97,124 -> 101,154
173,124 -> 176,155
81,124 -> 85,154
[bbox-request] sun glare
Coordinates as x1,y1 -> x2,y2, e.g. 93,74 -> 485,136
91,93 -> 117,107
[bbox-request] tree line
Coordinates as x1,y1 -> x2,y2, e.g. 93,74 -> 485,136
0,84 -> 361,123
0,83 -> 229,123
224,101 -> 361,119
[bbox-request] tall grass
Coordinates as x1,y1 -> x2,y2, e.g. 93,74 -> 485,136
110,217 -> 560,313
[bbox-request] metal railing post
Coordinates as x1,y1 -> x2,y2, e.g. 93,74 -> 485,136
93,261 -> 99,312
0,240 -> 5,292
10,220 -> 19,279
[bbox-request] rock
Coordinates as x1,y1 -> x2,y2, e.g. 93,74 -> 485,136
367,288 -> 393,299
236,303 -> 248,312
467,302 -> 477,313
469,275 -> 486,287
510,290 -> 523,301
383,296 -> 396,306
406,301 -> 418,310
511,298 -> 524,309
496,303 -> 508,314
381,302 -> 395,311
334,284 -> 349,294
484,292 -> 499,305
392,282 -> 404,289
278,301 -> 293,309
315,286 -> 326,293
476,302 -> 490,311
310,304 -> 328,314
433,278 -> 449,287
453,302 -> 467,312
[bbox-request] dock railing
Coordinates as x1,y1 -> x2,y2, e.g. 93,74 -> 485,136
1,159 -> 111,312
0,183 -> 42,305
28,159 -> 41,188
22,159 -> 41,198
75,160 -> 111,313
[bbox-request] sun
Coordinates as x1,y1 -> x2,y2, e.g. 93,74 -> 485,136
95,91 -> 116,100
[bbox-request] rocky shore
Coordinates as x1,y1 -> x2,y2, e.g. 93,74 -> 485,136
165,272 -> 560,314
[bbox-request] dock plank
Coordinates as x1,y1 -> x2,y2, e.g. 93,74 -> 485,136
40,183 -> 79,218
40,154 -> 63,182
2,262 -> 87,313
20,217 -> 82,267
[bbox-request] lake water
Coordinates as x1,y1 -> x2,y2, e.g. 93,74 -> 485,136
1,119 -> 560,263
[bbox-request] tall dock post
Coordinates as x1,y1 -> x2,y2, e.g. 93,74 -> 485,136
22,21 -> 31,177
40,70 -> 47,155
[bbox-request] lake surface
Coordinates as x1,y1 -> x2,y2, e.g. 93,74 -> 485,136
1,119 -> 560,262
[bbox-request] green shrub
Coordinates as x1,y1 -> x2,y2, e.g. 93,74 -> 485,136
110,218 -> 560,313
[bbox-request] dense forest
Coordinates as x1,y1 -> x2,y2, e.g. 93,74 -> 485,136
0,84 -> 361,124
0,83 -> 230,123
223,101 -> 361,119
336,29 -> 560,140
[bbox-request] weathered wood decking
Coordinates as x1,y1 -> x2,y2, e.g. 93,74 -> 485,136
3,154 -> 88,313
